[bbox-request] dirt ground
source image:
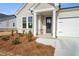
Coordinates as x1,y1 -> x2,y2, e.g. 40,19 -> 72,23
0,34 -> 55,56
0,32 -> 11,36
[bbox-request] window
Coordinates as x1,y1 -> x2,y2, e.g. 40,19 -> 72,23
13,23 -> 15,27
22,17 -> 27,28
28,16 -> 32,28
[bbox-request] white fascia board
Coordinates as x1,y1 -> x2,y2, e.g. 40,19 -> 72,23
15,3 -> 27,15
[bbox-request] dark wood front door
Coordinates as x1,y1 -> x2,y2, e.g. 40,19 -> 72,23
46,17 -> 52,33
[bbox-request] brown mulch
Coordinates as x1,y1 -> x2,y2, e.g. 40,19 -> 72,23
0,34 -> 55,56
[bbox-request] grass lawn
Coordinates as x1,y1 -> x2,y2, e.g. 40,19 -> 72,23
0,31 -> 55,56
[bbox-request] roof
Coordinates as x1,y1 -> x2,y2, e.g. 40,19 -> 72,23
15,3 -> 59,15
0,13 -> 16,22
59,6 -> 79,12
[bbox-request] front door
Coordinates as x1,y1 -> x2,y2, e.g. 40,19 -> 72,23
46,17 -> 52,33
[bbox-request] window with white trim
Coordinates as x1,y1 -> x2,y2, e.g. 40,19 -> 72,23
13,23 -> 15,27
22,17 -> 27,28
28,16 -> 32,28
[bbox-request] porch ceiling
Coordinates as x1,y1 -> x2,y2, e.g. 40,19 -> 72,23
37,11 -> 53,16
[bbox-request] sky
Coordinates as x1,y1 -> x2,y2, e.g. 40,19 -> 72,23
0,3 -> 79,15
0,3 -> 22,15
61,3 -> 79,8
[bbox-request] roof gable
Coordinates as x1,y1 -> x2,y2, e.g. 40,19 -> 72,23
32,3 -> 55,11
15,3 -> 27,15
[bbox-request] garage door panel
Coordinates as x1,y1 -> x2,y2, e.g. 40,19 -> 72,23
57,18 -> 78,37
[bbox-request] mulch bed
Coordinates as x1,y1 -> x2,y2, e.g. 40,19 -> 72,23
0,34 -> 55,56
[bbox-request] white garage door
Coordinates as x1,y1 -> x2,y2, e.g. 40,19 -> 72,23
57,17 -> 79,37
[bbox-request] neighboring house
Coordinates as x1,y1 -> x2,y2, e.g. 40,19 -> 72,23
0,13 -> 16,31
15,3 -> 79,38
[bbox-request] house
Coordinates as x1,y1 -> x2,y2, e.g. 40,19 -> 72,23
15,3 -> 78,39
0,13 -> 16,32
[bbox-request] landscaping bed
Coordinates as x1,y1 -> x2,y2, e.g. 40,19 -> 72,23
0,31 -> 55,56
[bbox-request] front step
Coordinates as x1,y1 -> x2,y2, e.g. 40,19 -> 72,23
36,37 -> 56,48
37,34 -> 54,39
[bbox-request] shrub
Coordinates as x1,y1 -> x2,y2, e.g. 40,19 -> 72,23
36,44 -> 40,48
28,31 -> 33,38
28,31 -> 33,42
28,38 -> 33,42
1,35 -> 9,41
11,30 -> 14,36
18,33 -> 24,37
0,36 -> 2,40
23,30 -> 25,34
16,30 -> 18,34
12,37 -> 20,45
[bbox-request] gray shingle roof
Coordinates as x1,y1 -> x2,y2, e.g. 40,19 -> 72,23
0,13 -> 16,22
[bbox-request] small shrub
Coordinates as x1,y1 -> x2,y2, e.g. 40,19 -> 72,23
18,33 -> 24,37
1,35 -> 9,41
23,30 -> 25,34
28,31 -> 33,38
28,38 -> 33,42
25,32 -> 28,38
12,37 -> 20,45
0,36 -> 2,40
16,30 -> 18,34
36,44 -> 40,48
28,31 -> 33,42
11,30 -> 14,36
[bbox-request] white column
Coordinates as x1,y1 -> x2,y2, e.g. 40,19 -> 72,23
52,10 -> 56,38
38,15 -> 41,35
33,12 -> 37,36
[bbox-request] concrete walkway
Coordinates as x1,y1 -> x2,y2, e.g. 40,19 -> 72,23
36,37 -> 79,56
36,38 -> 56,47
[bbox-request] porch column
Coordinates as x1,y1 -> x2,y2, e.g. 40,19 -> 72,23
33,12 -> 37,36
38,15 -> 41,35
52,10 -> 57,38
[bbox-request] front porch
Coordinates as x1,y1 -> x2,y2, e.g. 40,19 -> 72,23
33,9 -> 57,38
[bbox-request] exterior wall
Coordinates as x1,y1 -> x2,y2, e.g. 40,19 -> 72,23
16,3 -> 33,33
57,10 -> 79,38
59,9 -> 79,18
9,18 -> 16,29
0,18 -> 16,31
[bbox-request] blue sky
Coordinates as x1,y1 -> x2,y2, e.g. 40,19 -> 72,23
0,3 -> 79,15
0,3 -> 22,15
61,3 -> 79,8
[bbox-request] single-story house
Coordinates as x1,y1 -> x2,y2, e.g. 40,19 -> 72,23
0,13 -> 16,31
15,3 -> 79,38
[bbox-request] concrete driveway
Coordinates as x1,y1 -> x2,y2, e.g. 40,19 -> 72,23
36,37 -> 79,56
